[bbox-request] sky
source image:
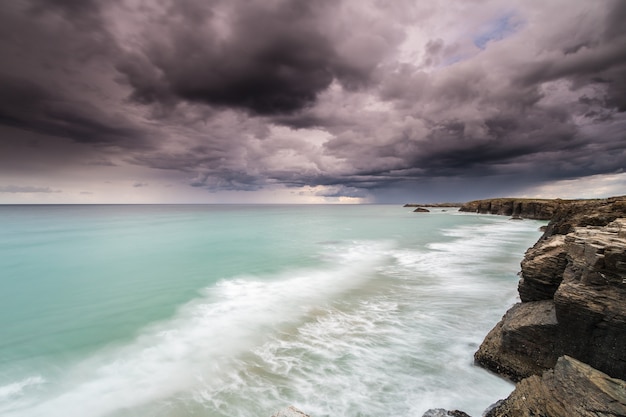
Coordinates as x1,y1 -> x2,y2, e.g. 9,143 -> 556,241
0,0 -> 625,204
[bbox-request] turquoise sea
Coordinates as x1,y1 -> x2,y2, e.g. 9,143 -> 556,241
0,205 -> 544,417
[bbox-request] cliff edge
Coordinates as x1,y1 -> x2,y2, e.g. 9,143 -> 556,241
471,196 -> 626,416
458,198 -> 564,219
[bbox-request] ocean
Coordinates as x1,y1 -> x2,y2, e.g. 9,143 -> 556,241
0,205 -> 544,417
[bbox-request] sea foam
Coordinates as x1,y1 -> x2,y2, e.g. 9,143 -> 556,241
0,206 -> 543,417
2,241 -> 393,417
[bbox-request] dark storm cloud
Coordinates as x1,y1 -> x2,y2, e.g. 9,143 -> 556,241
1,0 -> 625,202
0,75 -> 147,146
115,0 -> 397,115
0,1 -> 153,150
515,1 -> 626,111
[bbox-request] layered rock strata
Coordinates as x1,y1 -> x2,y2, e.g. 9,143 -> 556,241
458,198 -> 563,219
476,218 -> 626,381
471,196 -> 626,416
484,356 -> 626,417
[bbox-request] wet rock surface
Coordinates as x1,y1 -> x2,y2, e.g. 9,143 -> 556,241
484,356 -> 626,417
476,217 -> 626,383
473,198 -> 626,417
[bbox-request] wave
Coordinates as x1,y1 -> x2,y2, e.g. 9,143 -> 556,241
1,216 -> 542,417
1,241 -> 394,417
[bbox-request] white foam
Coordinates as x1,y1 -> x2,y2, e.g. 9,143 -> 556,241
2,241 -> 393,417
0,377 -> 45,400
0,376 -> 46,415
2,216 -> 543,417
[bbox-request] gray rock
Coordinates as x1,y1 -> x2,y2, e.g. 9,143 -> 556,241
484,356 -> 626,417
553,222 -> 626,380
458,198 -> 560,220
518,235 -> 568,302
477,218 -> 626,381
422,409 -> 471,417
474,300 -> 559,382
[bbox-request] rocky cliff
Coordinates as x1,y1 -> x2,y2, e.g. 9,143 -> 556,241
484,356 -> 626,417
471,196 -> 626,416
458,198 -> 563,219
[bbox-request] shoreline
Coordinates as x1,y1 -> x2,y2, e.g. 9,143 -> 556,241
434,196 -> 626,416
280,197 -> 626,417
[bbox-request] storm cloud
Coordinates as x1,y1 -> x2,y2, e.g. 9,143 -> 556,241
0,0 -> 625,203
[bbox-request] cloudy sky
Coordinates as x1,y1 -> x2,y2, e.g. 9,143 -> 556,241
1,0 -> 625,204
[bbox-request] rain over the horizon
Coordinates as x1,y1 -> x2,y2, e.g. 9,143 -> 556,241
0,0 -> 625,203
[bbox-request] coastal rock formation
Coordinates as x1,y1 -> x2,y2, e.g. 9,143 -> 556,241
404,203 -> 461,208
421,409 -> 471,417
540,196 -> 626,237
554,221 -> 626,379
518,235 -> 567,302
484,356 -> 626,417
458,198 -> 562,220
413,207 -> 430,213
474,300 -> 559,382
476,218 -> 626,381
471,197 -> 626,417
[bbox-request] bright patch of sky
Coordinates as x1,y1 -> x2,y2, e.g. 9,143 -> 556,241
473,12 -> 522,50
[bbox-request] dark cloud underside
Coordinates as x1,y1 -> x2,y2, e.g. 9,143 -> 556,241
0,0 -> 625,202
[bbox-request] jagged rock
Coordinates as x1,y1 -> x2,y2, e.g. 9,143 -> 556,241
474,300 -> 559,382
476,218 -> 626,382
270,406 -> 310,417
553,220 -> 626,380
518,235 -> 568,302
413,207 -> 430,212
540,196 -> 626,238
484,356 -> 626,417
422,409 -> 471,417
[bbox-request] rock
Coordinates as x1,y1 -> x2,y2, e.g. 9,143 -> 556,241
552,220 -> 626,380
434,198 -> 626,416
477,219 -> 626,381
422,409 -> 472,417
413,207 -> 430,212
484,356 -> 626,417
270,406 -> 310,417
540,196 -> 626,238
458,198 -> 561,220
404,203 -> 462,208
474,300 -> 559,382
518,235 -> 568,302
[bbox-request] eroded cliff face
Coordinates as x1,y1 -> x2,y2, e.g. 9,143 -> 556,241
458,198 -> 562,219
471,197 -> 626,417
475,218 -> 626,382
484,356 -> 626,417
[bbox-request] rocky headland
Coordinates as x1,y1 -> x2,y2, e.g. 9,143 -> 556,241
458,198 -> 566,220
404,203 -> 462,208
469,196 -> 626,416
